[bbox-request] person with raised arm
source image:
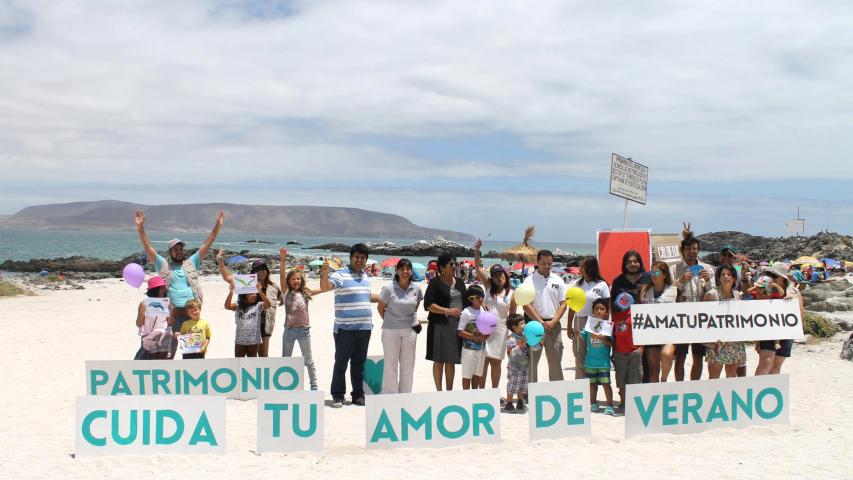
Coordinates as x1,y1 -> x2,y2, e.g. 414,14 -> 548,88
216,249 -> 282,357
316,243 -> 379,408
474,239 -> 517,392
135,209 -> 224,359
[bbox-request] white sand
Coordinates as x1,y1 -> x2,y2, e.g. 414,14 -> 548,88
3,276 -> 852,479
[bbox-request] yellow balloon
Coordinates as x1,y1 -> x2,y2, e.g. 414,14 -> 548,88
566,286 -> 587,312
514,282 -> 536,306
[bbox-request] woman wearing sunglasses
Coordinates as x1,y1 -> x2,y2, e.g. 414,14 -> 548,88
424,253 -> 470,390
640,261 -> 678,382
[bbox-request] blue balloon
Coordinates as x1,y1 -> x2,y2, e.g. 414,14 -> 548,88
524,321 -> 545,346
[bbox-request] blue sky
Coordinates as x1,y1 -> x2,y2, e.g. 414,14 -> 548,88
1,1 -> 851,242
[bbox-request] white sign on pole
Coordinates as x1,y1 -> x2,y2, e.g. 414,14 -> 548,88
257,390 -> 325,452
75,395 -> 226,457
625,375 -> 789,438
86,357 -> 304,399
528,380 -> 591,441
609,153 -> 649,205
365,389 -> 501,449
630,299 -> 804,345
786,219 -> 805,234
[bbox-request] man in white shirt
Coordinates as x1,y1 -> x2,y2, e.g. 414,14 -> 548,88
523,250 -> 568,383
669,234 -> 715,381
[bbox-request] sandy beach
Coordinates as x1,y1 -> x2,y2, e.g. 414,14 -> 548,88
3,275 -> 852,479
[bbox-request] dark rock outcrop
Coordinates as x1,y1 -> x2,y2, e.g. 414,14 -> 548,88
697,231 -> 853,261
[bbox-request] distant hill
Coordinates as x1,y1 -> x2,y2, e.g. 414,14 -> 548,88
0,200 -> 475,241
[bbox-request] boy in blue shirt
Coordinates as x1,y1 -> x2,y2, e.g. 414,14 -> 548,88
581,298 -> 615,415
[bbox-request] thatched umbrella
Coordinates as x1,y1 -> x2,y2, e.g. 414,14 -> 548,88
501,226 -> 538,263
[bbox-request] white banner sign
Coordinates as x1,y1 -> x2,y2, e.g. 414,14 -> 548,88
625,375 -> 789,438
528,380 -> 591,440
365,389 -> 501,449
609,153 -> 648,205
584,318 -> 613,337
86,357 -> 304,400
75,395 -> 226,457
257,391 -> 325,452
630,299 -> 804,345
233,274 -> 258,294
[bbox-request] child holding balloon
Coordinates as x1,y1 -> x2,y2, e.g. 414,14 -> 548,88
582,298 -> 615,415
458,285 -> 488,390
504,314 -> 529,413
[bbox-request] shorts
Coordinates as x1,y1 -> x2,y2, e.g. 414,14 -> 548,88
586,367 -> 611,385
260,313 -> 271,338
507,368 -> 528,395
461,348 -> 485,379
613,350 -> 643,389
172,307 -> 190,333
759,339 -> 793,358
675,343 -> 706,356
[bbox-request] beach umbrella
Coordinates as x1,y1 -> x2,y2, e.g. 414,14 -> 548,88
822,258 -> 841,268
308,259 -> 325,267
411,262 -> 427,271
381,257 -> 401,267
567,266 -> 580,275
793,256 -> 821,267
500,225 -> 538,263
227,255 -> 248,264
511,262 -> 535,270
550,267 -> 567,274
844,260 -> 853,268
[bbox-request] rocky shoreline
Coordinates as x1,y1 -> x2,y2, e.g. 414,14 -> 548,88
6,230 -> 853,277
697,230 -> 852,262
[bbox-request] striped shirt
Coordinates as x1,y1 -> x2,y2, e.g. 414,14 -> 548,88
330,265 -> 373,332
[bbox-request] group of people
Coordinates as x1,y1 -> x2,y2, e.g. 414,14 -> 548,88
131,211 -> 803,414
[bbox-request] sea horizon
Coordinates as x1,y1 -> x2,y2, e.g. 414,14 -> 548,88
0,227 -> 596,264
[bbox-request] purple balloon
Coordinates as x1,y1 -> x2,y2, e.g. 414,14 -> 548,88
476,311 -> 498,335
122,263 -> 145,288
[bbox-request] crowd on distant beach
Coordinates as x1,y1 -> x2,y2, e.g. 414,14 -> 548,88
132,211 -> 812,413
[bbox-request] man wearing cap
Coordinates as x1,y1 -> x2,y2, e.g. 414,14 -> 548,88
135,209 -> 224,359
669,233 -> 715,381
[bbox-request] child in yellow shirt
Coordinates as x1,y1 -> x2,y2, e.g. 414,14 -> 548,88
175,299 -> 211,359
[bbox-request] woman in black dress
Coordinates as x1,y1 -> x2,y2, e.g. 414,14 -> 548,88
424,253 -> 469,391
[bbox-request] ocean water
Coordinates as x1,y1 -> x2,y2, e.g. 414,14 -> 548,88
0,228 -> 595,265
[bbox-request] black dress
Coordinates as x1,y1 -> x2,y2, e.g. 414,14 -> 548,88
424,276 -> 469,364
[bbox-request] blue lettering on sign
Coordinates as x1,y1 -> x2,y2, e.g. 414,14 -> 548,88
90,370 -> 109,395
264,403 -> 318,439
535,395 -> 560,428
401,407 -> 432,441
534,393 -> 585,428
370,403 -> 497,443
81,409 -> 218,447
633,386 -> 784,427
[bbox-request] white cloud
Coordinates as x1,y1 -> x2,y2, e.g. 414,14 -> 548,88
1,0 -> 852,229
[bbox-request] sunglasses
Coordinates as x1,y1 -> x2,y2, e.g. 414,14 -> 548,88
651,270 -> 665,277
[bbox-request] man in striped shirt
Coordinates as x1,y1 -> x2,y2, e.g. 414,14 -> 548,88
319,243 -> 379,408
